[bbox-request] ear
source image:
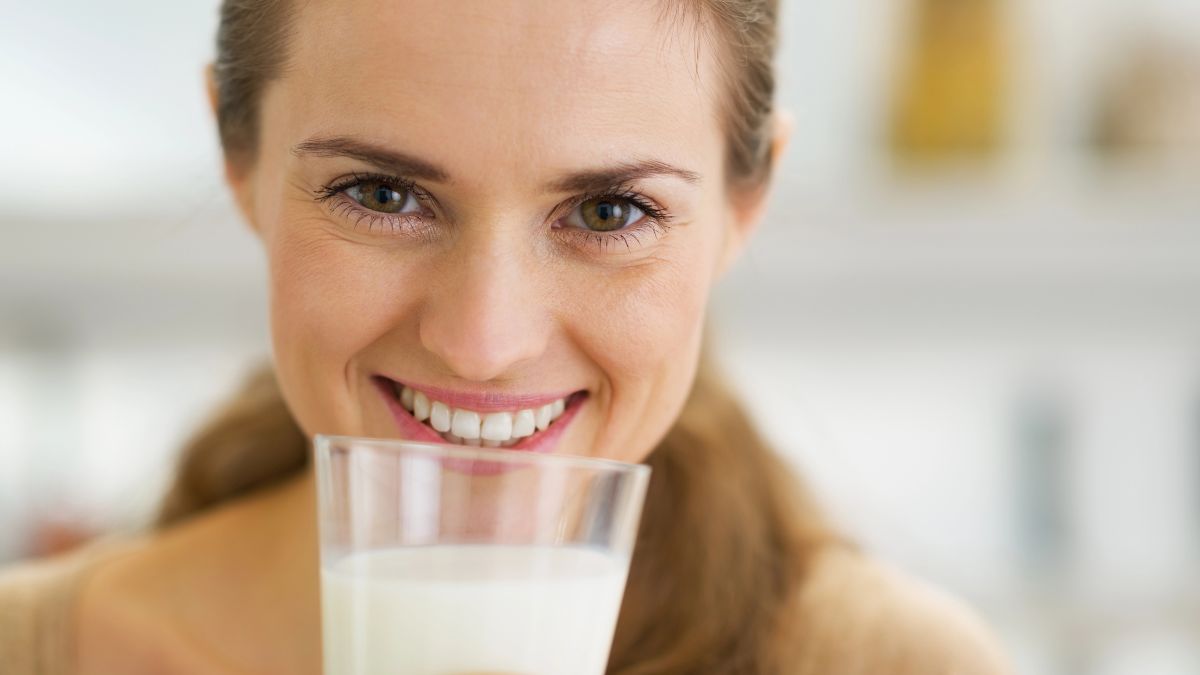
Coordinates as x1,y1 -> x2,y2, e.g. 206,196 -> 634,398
205,62 -> 259,233
715,107 -> 794,279
205,62 -> 220,120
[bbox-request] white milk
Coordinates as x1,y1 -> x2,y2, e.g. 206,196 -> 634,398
321,545 -> 630,675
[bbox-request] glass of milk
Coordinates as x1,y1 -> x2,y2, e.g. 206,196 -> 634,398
314,435 -> 652,675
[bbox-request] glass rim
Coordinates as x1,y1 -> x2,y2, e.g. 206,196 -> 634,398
314,434 -> 652,477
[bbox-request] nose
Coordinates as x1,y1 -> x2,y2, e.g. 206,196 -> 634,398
418,235 -> 550,382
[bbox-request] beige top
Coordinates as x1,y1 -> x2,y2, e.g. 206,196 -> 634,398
0,535 -> 135,675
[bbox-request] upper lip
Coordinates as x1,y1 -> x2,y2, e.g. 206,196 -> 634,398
374,375 -> 584,412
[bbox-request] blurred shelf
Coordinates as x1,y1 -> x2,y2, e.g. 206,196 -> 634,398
714,168 -> 1200,337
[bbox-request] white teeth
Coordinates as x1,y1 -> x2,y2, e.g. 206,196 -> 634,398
512,409 -> 536,438
413,391 -> 431,422
535,403 -> 553,431
430,401 -> 452,433
481,412 -> 514,441
396,384 -> 574,446
451,409 -> 482,439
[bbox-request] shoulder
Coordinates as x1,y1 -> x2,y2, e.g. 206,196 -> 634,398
72,506 -> 265,675
0,540 -> 118,621
0,555 -> 64,635
0,536 -> 136,673
791,546 -> 1013,675
0,560 -> 49,672
0,533 -> 200,675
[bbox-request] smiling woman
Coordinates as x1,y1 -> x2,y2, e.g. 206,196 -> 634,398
0,0 -> 1012,673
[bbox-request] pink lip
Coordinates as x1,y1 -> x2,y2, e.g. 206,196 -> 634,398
376,376 -> 577,413
372,377 -> 587,456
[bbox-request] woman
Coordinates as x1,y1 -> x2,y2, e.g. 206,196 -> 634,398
0,0 -> 1011,673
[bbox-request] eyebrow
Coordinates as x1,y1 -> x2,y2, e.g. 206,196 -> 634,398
293,136 -> 451,184
545,159 -> 701,193
291,135 -> 701,192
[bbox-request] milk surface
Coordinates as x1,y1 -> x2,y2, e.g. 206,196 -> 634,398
321,545 -> 630,675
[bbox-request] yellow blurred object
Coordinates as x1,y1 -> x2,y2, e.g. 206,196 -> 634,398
888,0 -> 1010,162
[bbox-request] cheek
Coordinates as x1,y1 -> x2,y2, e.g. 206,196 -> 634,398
573,234 -> 718,461
266,226 -> 417,435
590,264 -> 707,375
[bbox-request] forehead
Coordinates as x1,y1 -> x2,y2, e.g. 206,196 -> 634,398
275,0 -> 724,189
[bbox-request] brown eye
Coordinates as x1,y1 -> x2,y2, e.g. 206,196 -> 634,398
577,197 -> 643,232
348,181 -> 413,214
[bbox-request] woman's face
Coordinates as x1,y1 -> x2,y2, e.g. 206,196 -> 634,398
221,0 -> 779,463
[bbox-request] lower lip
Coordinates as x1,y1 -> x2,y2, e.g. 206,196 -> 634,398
373,378 -> 587,463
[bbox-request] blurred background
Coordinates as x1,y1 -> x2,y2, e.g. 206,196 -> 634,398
2,0 -> 1198,672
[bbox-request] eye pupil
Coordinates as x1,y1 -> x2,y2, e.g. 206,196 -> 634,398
581,198 -> 628,232
357,180 -> 407,213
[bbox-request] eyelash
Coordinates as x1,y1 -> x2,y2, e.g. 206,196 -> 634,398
563,187 -> 674,254
311,171 -> 675,252
313,171 -> 432,237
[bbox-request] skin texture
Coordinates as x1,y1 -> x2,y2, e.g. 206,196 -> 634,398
67,1 -> 1014,673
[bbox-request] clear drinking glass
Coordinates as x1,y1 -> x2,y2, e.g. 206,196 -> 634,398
314,435 -> 652,675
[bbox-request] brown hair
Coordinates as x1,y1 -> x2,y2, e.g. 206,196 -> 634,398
164,1 -> 841,671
